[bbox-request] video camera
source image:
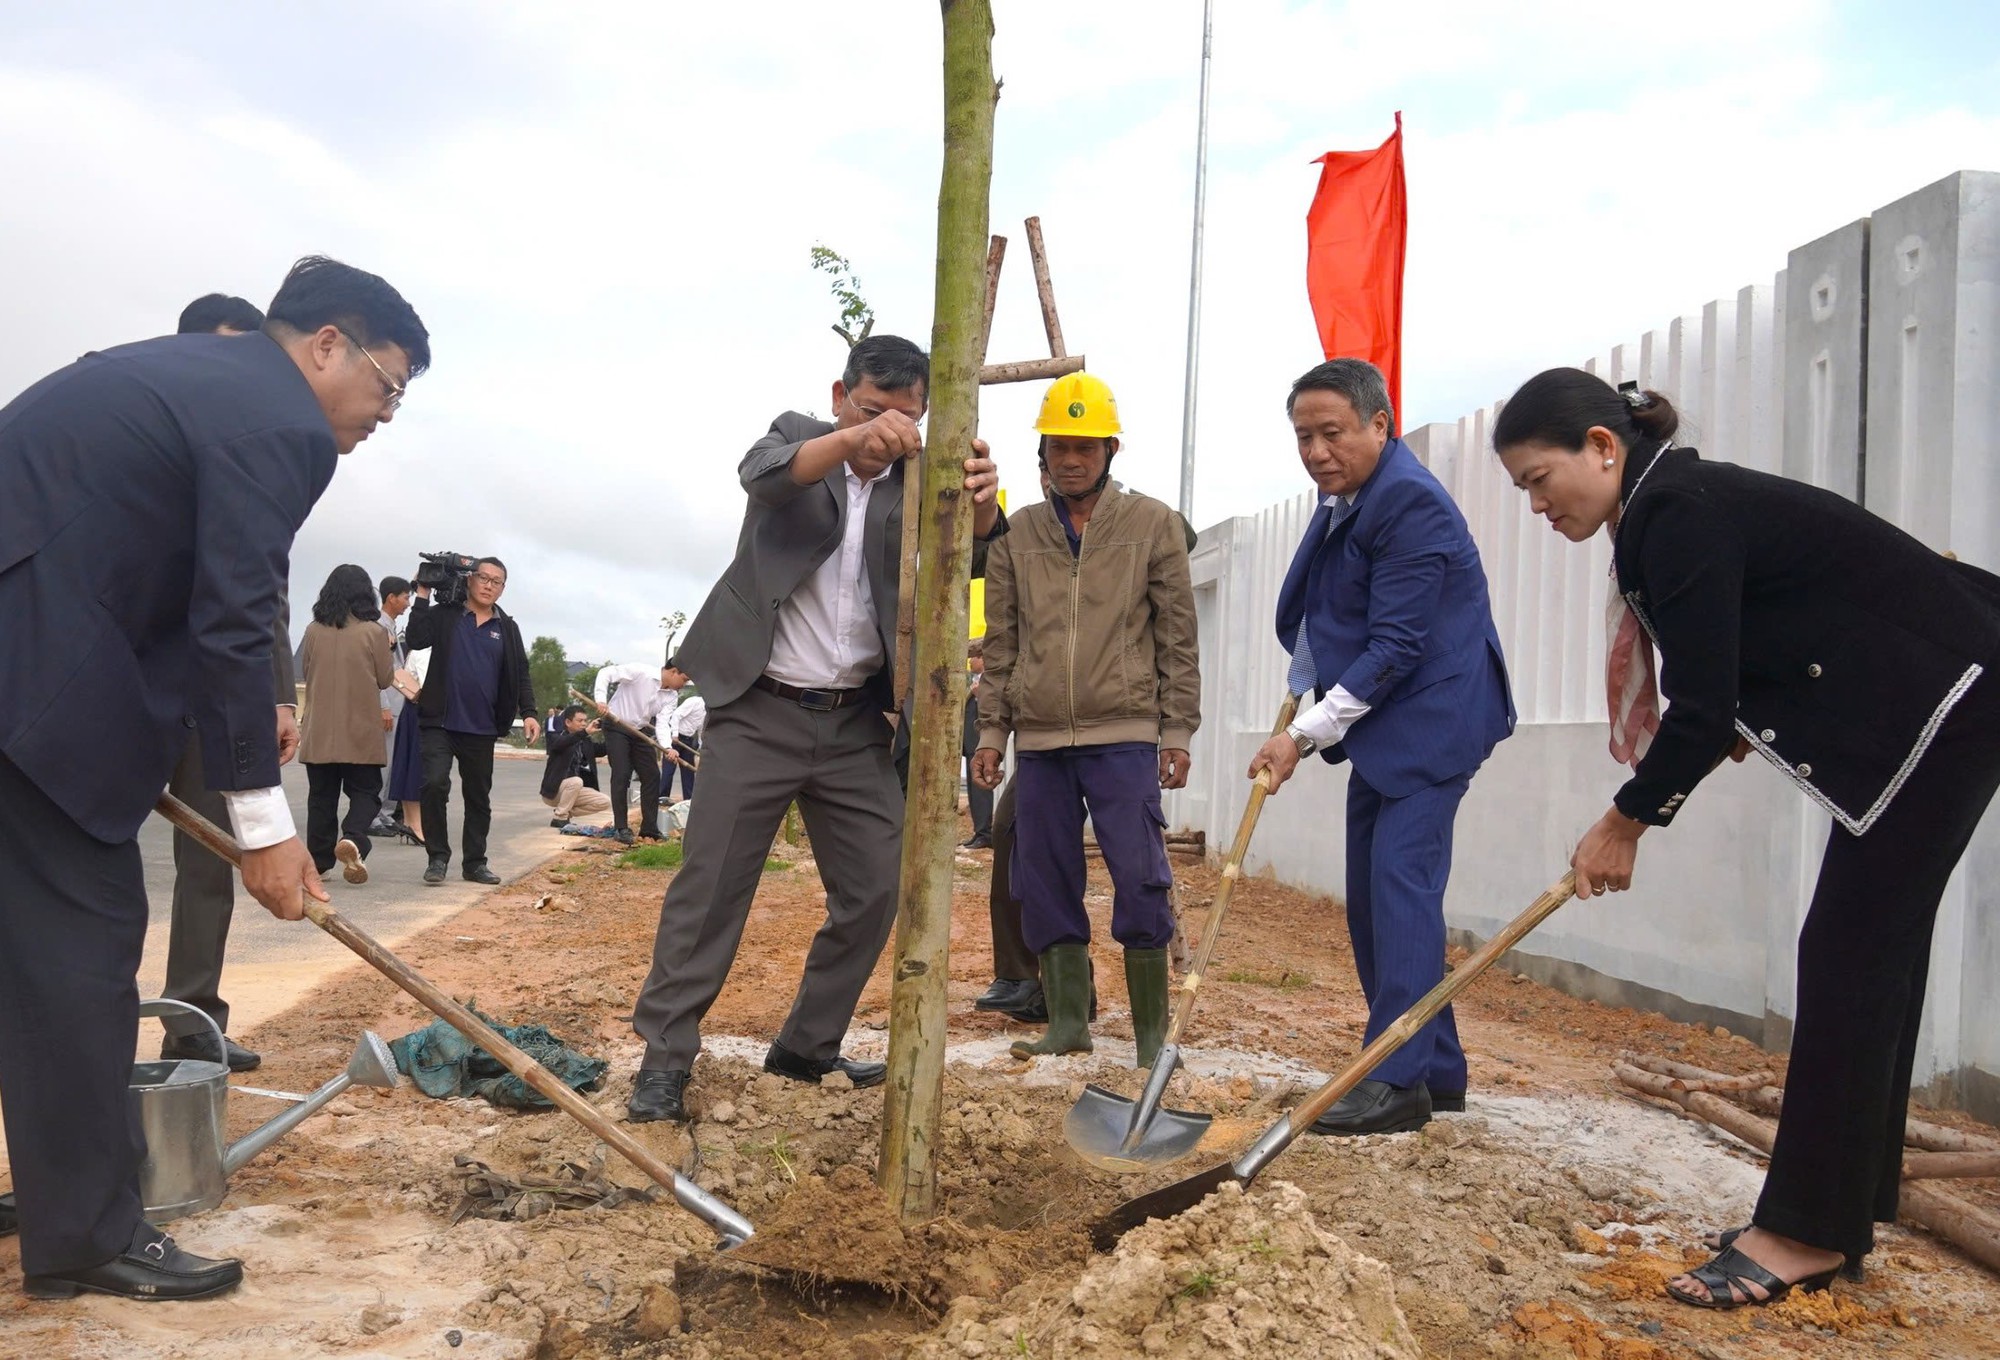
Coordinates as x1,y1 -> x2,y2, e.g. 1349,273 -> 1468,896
413,551 -> 480,608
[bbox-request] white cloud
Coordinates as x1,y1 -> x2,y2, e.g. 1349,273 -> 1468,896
1,0 -> 1995,669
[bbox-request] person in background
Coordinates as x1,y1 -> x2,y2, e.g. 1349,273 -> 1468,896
384,641 -> 428,845
298,565 -> 394,882
369,575 -> 413,840
406,558 -> 539,885
175,293 -> 264,337
662,673 -> 704,804
542,705 -> 612,827
959,639 -> 993,849
590,660 -> 687,844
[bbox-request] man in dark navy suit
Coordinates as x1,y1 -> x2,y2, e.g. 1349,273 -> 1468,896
1250,358 -> 1514,1136
0,256 -> 428,1301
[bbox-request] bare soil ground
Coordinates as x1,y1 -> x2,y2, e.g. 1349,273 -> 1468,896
3,820 -> 1997,1359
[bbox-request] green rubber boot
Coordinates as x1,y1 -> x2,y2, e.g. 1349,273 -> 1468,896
1124,947 -> 1171,1069
1010,943 -> 1094,1059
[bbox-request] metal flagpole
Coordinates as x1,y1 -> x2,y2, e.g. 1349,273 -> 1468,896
1175,0 -> 1214,523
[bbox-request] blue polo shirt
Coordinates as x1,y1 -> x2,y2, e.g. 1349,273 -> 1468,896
444,608 -> 505,736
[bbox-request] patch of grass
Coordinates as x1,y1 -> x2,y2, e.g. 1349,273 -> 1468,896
1247,1233 -> 1282,1258
1218,967 -> 1313,991
1012,1331 -> 1030,1356
1176,1267 -> 1233,1299
763,858 -> 789,873
617,843 -> 684,869
744,1131 -> 799,1182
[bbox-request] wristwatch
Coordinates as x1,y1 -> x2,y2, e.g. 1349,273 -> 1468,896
1285,723 -> 1319,759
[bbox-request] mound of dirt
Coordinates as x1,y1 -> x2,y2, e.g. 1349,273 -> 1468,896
915,1180 -> 1420,1359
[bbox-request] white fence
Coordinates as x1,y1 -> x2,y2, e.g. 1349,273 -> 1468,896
1163,170 -> 2000,1119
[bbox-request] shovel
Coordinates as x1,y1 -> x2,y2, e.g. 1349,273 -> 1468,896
154,792 -> 757,1249
1090,871 -> 1576,1249
1064,693 -> 1299,1173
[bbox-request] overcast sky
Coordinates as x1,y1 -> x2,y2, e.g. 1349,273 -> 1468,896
4,1 -> 1996,666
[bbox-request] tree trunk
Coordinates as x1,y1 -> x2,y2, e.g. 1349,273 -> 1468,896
877,0 -> 997,1225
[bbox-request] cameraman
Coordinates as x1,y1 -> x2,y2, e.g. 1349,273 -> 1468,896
542,705 -> 611,826
406,556 -> 538,885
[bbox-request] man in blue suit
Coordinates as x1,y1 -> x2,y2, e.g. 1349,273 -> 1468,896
1249,358 -> 1514,1135
0,256 -> 427,1301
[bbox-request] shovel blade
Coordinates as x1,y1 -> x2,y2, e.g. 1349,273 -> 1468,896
1064,1083 -> 1212,1173
1089,1160 -> 1245,1251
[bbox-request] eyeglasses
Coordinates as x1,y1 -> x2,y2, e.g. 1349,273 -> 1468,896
472,572 -> 506,588
338,328 -> 408,412
846,394 -> 924,426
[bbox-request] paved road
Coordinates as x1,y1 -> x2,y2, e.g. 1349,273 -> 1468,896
133,753 -> 565,1039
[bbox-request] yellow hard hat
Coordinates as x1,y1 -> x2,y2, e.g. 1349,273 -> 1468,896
1033,372 -> 1122,439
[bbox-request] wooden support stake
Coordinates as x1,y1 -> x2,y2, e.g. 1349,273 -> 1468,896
1900,1182 -> 2000,1275
978,234 -> 1007,365
1023,215 -> 1066,358
1902,1151 -> 2000,1181
979,355 -> 1085,385
1612,1063 -> 1778,1155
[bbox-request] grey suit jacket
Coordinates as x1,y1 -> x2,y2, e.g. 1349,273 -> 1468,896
677,411 -> 1003,711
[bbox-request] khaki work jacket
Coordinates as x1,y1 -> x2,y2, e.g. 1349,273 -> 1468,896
976,482 -> 1200,754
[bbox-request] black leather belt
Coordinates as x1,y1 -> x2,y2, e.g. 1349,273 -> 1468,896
753,675 -> 866,711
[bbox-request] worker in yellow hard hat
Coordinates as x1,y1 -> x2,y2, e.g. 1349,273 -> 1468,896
971,371 -> 1202,1066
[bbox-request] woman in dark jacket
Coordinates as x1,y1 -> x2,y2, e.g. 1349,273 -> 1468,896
1495,367 -> 2000,1310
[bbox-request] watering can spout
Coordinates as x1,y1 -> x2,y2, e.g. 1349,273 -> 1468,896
221,1031 -> 400,1177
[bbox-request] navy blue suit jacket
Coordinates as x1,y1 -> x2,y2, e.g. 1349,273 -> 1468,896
1275,438 -> 1515,798
0,333 -> 337,842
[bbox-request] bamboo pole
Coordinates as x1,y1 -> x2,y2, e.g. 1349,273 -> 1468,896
877,0 -> 996,1226
979,355 -> 1084,384
1023,216 -> 1066,358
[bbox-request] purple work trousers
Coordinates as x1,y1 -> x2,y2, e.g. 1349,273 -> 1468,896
1010,742 -> 1174,955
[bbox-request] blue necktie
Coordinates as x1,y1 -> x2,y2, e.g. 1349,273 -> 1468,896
1286,498 -> 1351,698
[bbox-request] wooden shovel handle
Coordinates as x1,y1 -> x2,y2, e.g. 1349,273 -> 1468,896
153,792 -> 692,1200
568,686 -> 674,762
1284,872 -> 1577,1136
1164,693 -> 1301,1046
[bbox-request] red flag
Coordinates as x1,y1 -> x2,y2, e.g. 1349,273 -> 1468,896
1305,112 -> 1407,417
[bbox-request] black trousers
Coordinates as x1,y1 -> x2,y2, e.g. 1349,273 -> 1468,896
162,734 -> 238,1039
664,736 -> 699,801
419,727 -> 496,867
986,778 -> 1038,980
305,762 -> 383,871
0,752 -> 147,1276
605,727 -> 661,837
1755,674 -> 2000,1258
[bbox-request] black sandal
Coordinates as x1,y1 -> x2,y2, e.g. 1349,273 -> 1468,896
1667,1244 -> 1841,1310
1703,1224 -> 1864,1281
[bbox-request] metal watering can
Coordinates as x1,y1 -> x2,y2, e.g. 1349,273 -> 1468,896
132,999 -> 401,1221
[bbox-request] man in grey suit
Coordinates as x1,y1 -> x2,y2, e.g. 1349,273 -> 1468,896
627,335 -> 1005,1122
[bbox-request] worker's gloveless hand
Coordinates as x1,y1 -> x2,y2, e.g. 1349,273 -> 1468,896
848,409 -> 924,478
241,836 -> 327,920
523,716 -> 542,745
965,438 -> 1002,538
970,748 -> 1004,790
1158,748 -> 1191,790
1247,733 -> 1301,794
1571,806 -> 1646,899
275,706 -> 301,767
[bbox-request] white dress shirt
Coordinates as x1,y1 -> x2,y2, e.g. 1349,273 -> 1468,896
765,463 -> 891,689
1291,493 -> 1374,748
670,694 -> 707,743
594,662 -> 670,729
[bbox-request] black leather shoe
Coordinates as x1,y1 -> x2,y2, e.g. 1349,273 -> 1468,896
423,856 -> 449,885
974,978 -> 1040,1013
1428,1086 -> 1466,1113
763,1041 -> 886,1089
615,828 -> 635,846
24,1222 -> 242,1301
161,1031 -> 261,1073
627,1069 -> 691,1123
550,817 -> 569,830
0,1192 -> 15,1237
1308,1079 -> 1432,1136
462,863 -> 501,885
960,833 -> 993,850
